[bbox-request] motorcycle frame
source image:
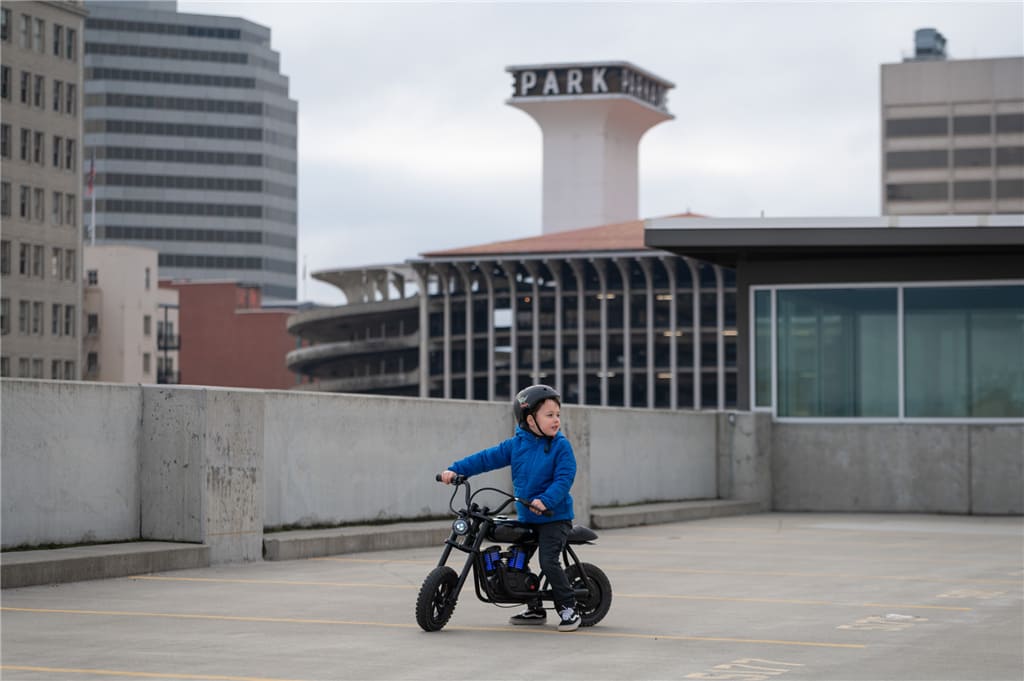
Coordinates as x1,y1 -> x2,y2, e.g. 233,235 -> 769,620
435,499 -> 593,609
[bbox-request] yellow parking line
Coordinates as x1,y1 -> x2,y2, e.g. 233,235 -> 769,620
603,565 -> 1022,585
132,575 -> 415,589
596,546 -> 984,565
0,665 -> 307,681
128,575 -> 971,611
311,556 -> 434,565
0,607 -> 864,649
313,556 -> 1020,585
620,593 -> 971,611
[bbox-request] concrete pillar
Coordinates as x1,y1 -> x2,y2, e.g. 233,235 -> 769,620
661,257 -> 679,410
438,266 -> 452,399
638,257 -> 656,408
714,264 -> 725,411
684,257 -> 701,409
478,261 -> 497,401
593,258 -> 609,406
413,265 -> 430,398
546,258 -> 565,394
455,263 -> 475,400
501,260 -> 519,399
140,386 -> 264,564
613,258 -> 632,407
522,260 -> 542,384
568,259 -> 587,405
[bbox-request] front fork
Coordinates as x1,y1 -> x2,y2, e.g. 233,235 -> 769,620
436,530 -> 481,607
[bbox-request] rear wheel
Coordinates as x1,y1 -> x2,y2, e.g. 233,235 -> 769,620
415,566 -> 459,631
565,562 -> 611,627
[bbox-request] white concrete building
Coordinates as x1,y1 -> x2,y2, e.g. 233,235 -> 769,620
82,244 -> 175,383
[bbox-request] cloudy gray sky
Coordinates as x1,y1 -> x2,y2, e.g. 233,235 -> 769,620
178,1 -> 1023,305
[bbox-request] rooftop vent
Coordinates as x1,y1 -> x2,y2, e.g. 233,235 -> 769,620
911,28 -> 947,61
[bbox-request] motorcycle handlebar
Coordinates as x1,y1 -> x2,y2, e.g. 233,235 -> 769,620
435,474 -> 552,516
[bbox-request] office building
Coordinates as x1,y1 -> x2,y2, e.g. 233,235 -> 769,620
881,29 -> 1024,214
83,0 -> 299,302
82,244 -> 170,383
1,0 -> 87,379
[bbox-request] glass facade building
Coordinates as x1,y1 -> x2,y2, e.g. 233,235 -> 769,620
752,283 -> 1024,419
83,1 -> 298,301
647,214 -> 1024,422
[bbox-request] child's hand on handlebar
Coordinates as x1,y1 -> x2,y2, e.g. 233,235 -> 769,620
439,470 -> 458,485
528,499 -> 547,515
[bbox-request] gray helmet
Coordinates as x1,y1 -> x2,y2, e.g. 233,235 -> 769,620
514,384 -> 561,425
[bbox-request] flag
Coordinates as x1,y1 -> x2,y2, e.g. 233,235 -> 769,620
86,154 -> 95,197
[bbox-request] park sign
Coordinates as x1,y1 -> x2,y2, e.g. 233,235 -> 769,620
507,61 -> 674,114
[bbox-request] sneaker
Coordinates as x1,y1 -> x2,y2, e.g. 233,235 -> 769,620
508,607 -> 547,625
557,606 -> 581,632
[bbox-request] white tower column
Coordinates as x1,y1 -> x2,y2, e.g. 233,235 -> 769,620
507,62 -> 675,234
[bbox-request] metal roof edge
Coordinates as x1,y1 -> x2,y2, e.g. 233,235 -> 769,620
645,214 -> 1024,230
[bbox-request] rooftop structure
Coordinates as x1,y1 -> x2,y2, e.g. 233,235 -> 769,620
507,61 -> 674,234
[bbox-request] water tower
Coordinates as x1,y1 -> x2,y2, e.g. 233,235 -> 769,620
506,61 -> 675,233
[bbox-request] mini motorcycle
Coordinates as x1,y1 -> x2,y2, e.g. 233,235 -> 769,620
415,474 -> 612,632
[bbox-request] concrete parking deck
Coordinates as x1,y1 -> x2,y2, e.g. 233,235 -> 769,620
2,513 -> 1022,681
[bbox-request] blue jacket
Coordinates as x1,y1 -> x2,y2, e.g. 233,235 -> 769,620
449,426 -> 576,524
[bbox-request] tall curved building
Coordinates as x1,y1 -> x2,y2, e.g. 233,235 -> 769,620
83,0 -> 298,301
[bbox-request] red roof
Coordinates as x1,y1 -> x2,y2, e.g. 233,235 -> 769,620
421,212 -> 704,258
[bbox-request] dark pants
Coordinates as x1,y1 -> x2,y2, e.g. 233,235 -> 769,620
535,520 -> 573,612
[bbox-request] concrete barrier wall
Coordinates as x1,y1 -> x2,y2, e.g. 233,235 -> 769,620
771,423 -> 1024,514
261,392 -> 514,528
1,380 -> 142,548
587,406 -> 717,506
2,379 -> 1021,559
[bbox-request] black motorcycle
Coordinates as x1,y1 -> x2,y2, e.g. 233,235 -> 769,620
415,474 -> 612,632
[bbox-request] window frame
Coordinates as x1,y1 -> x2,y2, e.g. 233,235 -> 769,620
750,279 -> 1023,424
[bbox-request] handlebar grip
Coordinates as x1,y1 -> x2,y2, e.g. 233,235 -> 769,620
436,473 -> 466,484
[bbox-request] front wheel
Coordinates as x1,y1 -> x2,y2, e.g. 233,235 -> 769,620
565,562 -> 612,627
415,566 -> 459,631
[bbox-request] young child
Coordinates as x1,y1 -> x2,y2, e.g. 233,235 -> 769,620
439,384 -> 580,631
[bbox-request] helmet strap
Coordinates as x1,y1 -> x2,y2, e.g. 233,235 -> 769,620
525,414 -> 553,452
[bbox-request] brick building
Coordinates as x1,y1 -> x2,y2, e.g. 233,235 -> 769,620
162,280 -> 304,389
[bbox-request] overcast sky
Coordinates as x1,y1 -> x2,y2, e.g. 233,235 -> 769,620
177,1 -> 1024,305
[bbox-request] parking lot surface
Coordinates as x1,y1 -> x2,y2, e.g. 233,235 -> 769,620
2,513 -> 1022,681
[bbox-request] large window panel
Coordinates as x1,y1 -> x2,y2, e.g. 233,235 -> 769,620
777,288 -> 898,417
753,289 -> 771,408
905,286 -> 1024,417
